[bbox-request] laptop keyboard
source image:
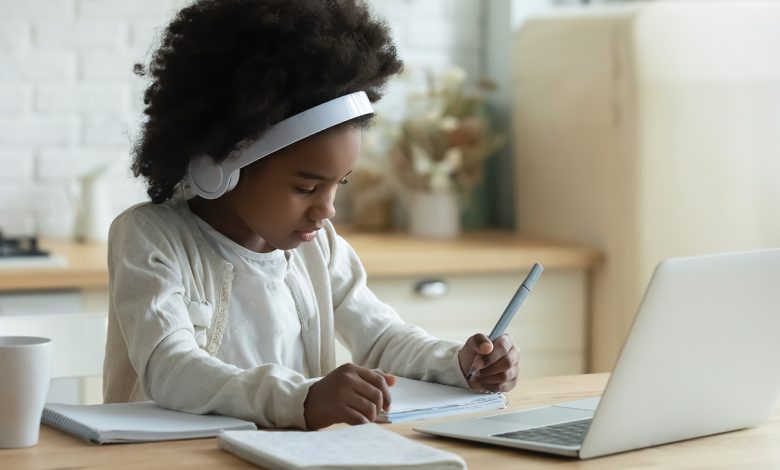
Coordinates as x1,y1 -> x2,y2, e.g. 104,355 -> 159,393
494,419 -> 592,447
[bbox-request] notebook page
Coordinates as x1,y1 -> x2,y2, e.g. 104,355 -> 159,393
219,424 -> 466,469
384,376 -> 506,413
44,402 -> 256,434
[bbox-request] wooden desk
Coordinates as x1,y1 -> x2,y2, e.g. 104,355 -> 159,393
3,374 -> 779,469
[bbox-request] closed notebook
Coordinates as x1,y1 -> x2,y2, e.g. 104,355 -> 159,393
218,423 -> 466,470
42,401 -> 257,444
377,376 -> 507,423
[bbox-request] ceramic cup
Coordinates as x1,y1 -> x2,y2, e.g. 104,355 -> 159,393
0,336 -> 52,448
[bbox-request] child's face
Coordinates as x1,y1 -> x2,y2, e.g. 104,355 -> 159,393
222,127 -> 361,252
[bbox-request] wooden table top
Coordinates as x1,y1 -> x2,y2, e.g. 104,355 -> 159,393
2,373 -> 779,469
0,231 -> 600,292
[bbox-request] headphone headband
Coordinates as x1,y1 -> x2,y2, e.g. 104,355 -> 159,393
187,91 -> 374,199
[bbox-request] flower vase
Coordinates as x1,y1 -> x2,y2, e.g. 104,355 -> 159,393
408,190 -> 461,238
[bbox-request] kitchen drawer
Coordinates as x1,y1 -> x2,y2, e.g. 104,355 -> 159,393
335,269 -> 588,377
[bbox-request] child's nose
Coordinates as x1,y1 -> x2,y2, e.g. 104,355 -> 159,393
308,193 -> 336,221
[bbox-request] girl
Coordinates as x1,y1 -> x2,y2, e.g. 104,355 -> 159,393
104,0 -> 520,430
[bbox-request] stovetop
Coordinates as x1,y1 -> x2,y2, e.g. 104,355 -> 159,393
0,234 -> 50,258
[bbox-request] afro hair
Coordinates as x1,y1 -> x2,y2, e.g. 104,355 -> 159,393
132,0 -> 403,203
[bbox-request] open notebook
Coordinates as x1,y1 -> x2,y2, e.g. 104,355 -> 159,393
378,376 -> 507,423
42,401 -> 257,444
219,423 -> 466,470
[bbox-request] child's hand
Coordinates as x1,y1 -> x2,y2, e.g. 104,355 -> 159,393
458,333 -> 520,393
303,363 -> 396,430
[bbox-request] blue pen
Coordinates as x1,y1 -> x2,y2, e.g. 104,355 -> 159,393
466,263 -> 544,381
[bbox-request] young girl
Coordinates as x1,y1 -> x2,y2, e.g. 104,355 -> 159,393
104,0 -> 520,430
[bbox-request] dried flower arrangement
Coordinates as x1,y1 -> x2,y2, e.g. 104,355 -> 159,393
346,66 -> 505,233
389,66 -> 505,197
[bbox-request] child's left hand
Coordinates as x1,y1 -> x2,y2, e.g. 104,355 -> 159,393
458,333 -> 520,392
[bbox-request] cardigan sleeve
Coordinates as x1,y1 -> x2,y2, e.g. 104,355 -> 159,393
106,209 -> 316,428
323,222 -> 469,389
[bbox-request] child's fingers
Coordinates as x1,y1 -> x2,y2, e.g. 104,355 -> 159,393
370,369 -> 397,387
463,333 -> 493,357
476,335 -> 514,372
479,346 -> 520,379
476,363 -> 519,384
341,404 -> 372,425
462,333 -> 494,376
476,345 -> 520,391
358,368 -> 393,411
382,372 -> 397,387
355,382 -> 384,419
347,392 -> 381,421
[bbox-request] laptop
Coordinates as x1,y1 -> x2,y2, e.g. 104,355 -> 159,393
415,248 -> 780,459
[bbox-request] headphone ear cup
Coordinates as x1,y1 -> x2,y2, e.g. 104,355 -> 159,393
188,153 -> 226,199
225,170 -> 240,193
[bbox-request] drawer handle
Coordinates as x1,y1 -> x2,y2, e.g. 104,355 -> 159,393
414,279 -> 449,298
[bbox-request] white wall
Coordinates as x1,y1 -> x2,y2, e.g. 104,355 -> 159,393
0,0 -> 486,239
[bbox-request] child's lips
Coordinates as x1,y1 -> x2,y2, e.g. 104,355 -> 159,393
295,227 -> 321,242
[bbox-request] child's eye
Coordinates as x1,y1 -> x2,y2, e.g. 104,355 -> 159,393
296,187 -> 315,195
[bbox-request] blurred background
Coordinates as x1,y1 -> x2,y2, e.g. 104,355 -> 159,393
1,0 -> 778,404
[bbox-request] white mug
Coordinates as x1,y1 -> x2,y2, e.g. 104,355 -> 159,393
0,336 -> 52,448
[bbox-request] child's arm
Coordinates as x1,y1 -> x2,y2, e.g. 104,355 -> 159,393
143,330 -> 317,426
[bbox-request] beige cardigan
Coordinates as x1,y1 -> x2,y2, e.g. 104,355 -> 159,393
103,199 -> 467,428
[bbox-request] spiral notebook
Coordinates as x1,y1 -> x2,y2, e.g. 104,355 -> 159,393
377,376 -> 508,423
42,401 -> 257,444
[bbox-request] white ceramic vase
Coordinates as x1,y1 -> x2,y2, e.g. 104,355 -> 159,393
408,190 -> 461,238
72,168 -> 112,242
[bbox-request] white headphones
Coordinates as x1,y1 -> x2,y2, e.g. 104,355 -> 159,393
186,91 -> 374,199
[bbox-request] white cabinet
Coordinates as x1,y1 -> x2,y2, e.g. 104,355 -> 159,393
335,268 -> 588,378
512,2 -> 780,370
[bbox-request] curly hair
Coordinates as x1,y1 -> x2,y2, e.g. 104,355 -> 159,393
132,0 -> 404,203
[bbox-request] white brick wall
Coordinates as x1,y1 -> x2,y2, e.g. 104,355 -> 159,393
34,21 -> 129,50
0,52 -> 77,81
0,84 -> 29,115
0,116 -> 79,146
0,0 -> 486,239
0,21 -> 33,52
2,1 -> 75,21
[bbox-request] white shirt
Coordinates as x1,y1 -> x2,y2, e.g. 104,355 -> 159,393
192,216 -> 308,375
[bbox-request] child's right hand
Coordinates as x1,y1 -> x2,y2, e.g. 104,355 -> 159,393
304,363 -> 396,430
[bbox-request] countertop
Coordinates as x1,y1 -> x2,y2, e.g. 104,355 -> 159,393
0,230 -> 600,292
